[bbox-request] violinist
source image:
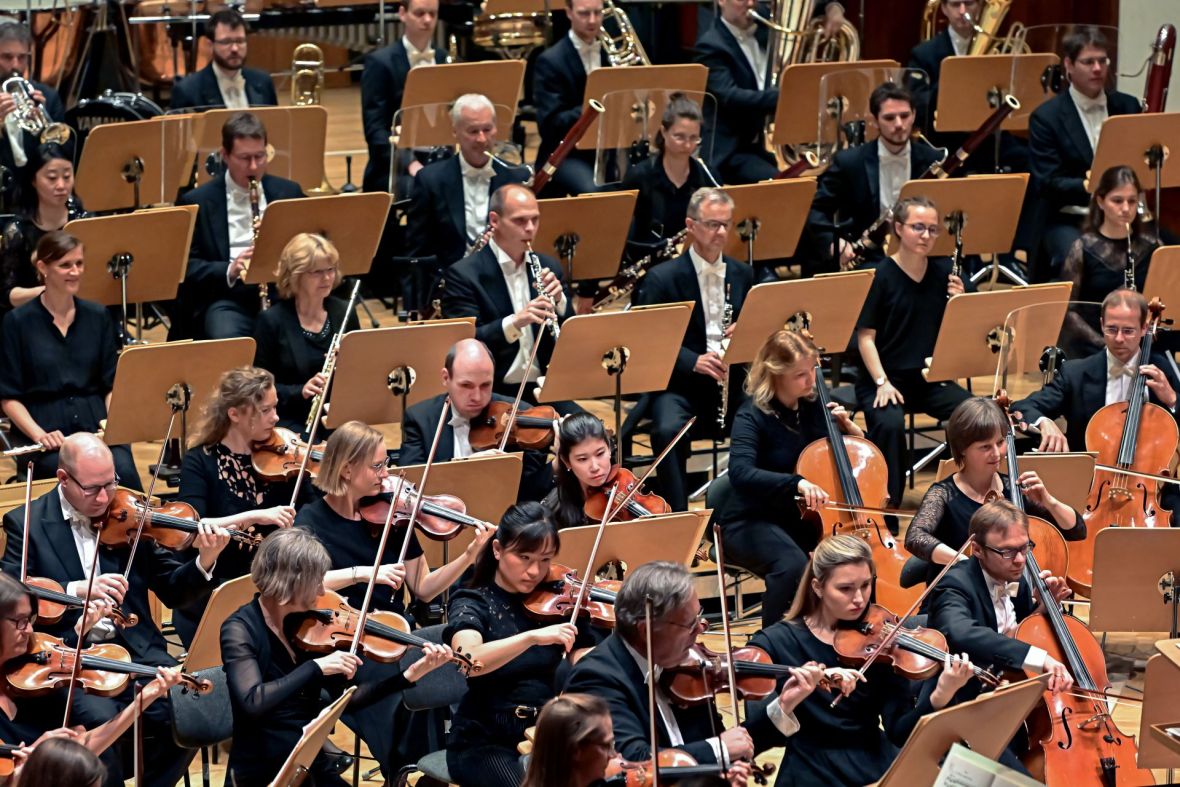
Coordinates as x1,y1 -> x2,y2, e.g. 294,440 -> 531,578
0,433 -> 229,787
445,502 -> 596,787
11,736 -> 104,787
905,397 -> 1084,585
750,535 -> 978,786
253,233 -> 360,432
397,338 -> 554,502
520,693 -> 615,787
0,231 -> 141,488
723,329 -> 862,628
543,412 -> 617,530
220,527 -> 451,787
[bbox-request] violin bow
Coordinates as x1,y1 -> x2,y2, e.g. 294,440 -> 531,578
496,328 -> 547,452
18,463 -> 32,582
62,508 -> 109,728
644,595 -> 661,787
396,398 -> 451,565
350,471 -> 408,657
121,409 -> 182,579
712,524 -> 742,741
604,417 -> 697,524
568,484 -> 618,625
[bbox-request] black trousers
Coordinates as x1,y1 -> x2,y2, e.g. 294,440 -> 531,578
720,515 -> 818,628
203,299 -> 256,340
720,150 -> 777,185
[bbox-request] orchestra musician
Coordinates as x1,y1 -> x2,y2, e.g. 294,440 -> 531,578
168,9 -> 279,111
440,183 -> 572,402
633,187 -> 753,511
533,0 -> 609,197
397,338 -> 554,502
750,535 -> 978,786
0,22 -> 66,202
172,112 -> 305,341
905,397 -> 1085,585
806,83 -> 943,273
220,527 -> 452,787
359,0 -> 446,194
1028,26 -> 1140,282
520,693 -> 617,787
12,737 -> 105,787
0,433 -> 232,787
0,231 -> 142,489
543,412 -> 616,530
723,329 -> 862,629
404,93 -> 529,315
445,502 -> 596,787
855,196 -> 971,513
252,233 -> 361,431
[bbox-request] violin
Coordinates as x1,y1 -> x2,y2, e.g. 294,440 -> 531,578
0,739 -> 16,777
468,402 -> 559,452
582,466 -> 670,522
661,643 -> 843,707
252,426 -> 324,482
357,476 -> 491,541
523,563 -> 619,628
292,590 -> 481,675
97,489 -> 264,551
832,603 -> 1000,686
24,576 -> 137,629
5,633 -> 211,698
602,749 -> 724,786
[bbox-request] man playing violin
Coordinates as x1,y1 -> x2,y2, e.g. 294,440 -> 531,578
0,433 -> 233,787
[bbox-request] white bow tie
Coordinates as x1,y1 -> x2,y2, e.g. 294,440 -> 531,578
991,581 -> 1019,602
408,50 -> 434,68
1109,361 -> 1136,379
461,160 -> 495,182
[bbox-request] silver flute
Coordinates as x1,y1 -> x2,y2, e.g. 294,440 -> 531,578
718,282 -> 733,430
526,242 -> 561,340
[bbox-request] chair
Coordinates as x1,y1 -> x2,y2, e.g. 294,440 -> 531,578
170,666 -> 232,787
393,624 -> 470,787
704,474 -> 762,623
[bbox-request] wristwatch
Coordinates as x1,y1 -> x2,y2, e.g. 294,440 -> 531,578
875,376 -> 888,387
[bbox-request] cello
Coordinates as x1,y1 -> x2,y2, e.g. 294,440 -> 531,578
1073,298 -> 1177,596
796,364 -> 920,612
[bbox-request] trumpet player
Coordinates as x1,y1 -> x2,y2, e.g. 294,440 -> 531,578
174,112 -> 304,340
0,23 -> 66,192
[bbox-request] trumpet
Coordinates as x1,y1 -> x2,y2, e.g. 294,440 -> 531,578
247,176 -> 270,311
2,73 -> 71,144
526,242 -> 561,341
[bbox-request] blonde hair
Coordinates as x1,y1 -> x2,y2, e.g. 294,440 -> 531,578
189,366 -> 275,448
314,420 -> 384,496
521,694 -> 611,787
786,534 -> 874,621
251,528 -> 331,605
744,330 -> 820,414
275,233 -> 341,300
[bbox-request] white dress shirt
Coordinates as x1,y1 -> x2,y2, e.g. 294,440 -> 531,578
568,30 -> 603,75
4,114 -> 27,168
459,155 -> 495,244
1069,84 -> 1108,154
60,489 -> 116,641
495,239 -> 542,385
226,175 -> 267,282
403,35 -> 436,69
877,139 -> 911,214
450,411 -> 473,459
948,26 -> 971,57
689,245 -> 727,355
1105,348 -> 1140,406
212,62 -> 249,110
720,18 -> 768,91
982,570 -> 1047,672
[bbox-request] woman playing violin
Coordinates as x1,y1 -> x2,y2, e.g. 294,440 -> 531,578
253,233 -> 359,432
446,502 -> 596,787
12,736 -> 104,787
904,397 -> 1084,585
521,693 -> 616,787
220,528 -> 451,787
723,329 -> 861,629
544,413 -> 621,529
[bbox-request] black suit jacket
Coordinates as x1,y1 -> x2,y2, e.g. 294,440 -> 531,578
564,631 -> 782,764
1029,89 -> 1141,216
1,488 -> 216,666
633,250 -> 753,397
1013,348 -> 1180,452
405,156 -> 530,268
169,63 -> 278,111
693,21 -> 778,174
0,81 -> 65,200
172,173 -> 305,339
906,30 -> 954,129
398,392 -> 555,501
533,36 -> 608,172
439,245 -> 570,391
360,41 -> 447,193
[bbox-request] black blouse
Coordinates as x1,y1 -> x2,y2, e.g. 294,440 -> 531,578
621,154 -> 709,256
0,216 -> 44,311
0,296 -> 118,438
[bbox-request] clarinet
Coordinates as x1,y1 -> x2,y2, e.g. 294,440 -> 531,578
1125,222 -> 1136,291
717,282 -> 733,431
247,176 -> 270,311
526,242 -> 561,341
305,280 -> 362,433
591,228 -> 688,312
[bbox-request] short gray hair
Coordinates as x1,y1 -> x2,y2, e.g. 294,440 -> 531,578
251,528 -> 331,604
615,561 -> 694,638
686,187 -> 733,221
0,22 -> 33,48
450,93 -> 496,127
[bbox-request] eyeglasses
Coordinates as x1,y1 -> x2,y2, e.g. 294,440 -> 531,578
1101,325 -> 1140,337
65,471 -> 119,498
981,540 -> 1035,561
367,458 -> 395,472
1074,56 -> 1110,68
3,613 -> 36,631
903,222 -> 941,237
667,132 -> 701,145
587,737 -> 616,752
697,219 -> 732,233
213,37 -> 248,47
230,152 -> 268,165
664,611 -> 707,631
306,267 -> 338,278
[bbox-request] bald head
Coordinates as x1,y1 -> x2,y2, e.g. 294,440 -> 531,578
59,433 -> 113,475
488,184 -> 540,260
57,433 -> 117,516
442,339 -> 495,419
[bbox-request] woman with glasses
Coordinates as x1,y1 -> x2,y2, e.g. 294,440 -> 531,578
520,693 -> 617,787
446,501 -> 594,787
854,196 -> 972,516
905,397 -> 1084,586
253,233 -> 360,432
0,231 -> 141,489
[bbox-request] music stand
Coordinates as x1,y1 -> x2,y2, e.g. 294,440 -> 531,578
399,62 -> 526,149
1143,246 -> 1180,307
533,303 -> 693,465
269,687 -> 356,787
66,208 -> 195,344
1089,530 -> 1180,636
534,191 -> 637,283
772,59 -> 900,148
720,180 -> 816,267
75,119 -> 171,211
935,53 -> 1060,133
1012,453 -> 1095,514
192,106 -> 328,192
325,320 -> 475,429
555,511 -> 708,574
576,65 -> 709,156
1139,638 -> 1180,770
724,271 -> 874,361
1090,113 -> 1180,224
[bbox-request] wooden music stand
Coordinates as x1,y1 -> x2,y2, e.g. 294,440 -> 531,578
534,191 -> 637,283
720,180 -> 816,266
816,64 -> 917,146
937,453 -> 1095,514
991,297 -> 1073,387
1089,113 -> 1180,223
1143,246 -> 1180,307
873,675 -> 1049,786
935,53 -> 1060,132
772,59 -> 899,147
324,320 -> 475,429
192,106 -> 328,192
923,283 -> 1073,383
1089,530 -> 1180,636
242,193 -> 392,285
269,687 -> 356,787
554,511 -> 709,574
398,62 -> 526,148
75,119 -> 172,211
1138,638 -> 1180,770
724,271 -> 875,362
576,65 -> 709,152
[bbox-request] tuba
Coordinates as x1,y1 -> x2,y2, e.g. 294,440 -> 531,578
920,0 -> 1021,55
1,74 -> 71,145
291,43 -> 324,106
599,0 -> 650,66
747,0 -> 859,89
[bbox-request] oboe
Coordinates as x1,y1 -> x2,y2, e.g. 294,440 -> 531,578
717,283 -> 733,431
526,242 -> 561,341
305,280 -> 362,433
1125,222 -> 1135,291
247,176 -> 270,311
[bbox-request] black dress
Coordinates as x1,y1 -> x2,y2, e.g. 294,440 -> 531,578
0,216 -> 45,311
750,619 -> 934,787
253,297 -> 360,431
620,154 -> 708,258
444,582 -> 594,787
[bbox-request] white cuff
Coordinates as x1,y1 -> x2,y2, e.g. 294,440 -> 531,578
502,315 -> 521,343
706,736 -> 724,766
196,558 -> 217,581
1023,645 -> 1048,673
1034,416 -> 1052,429
767,698 -> 802,737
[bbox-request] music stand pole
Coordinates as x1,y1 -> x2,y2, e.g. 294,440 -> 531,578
602,346 -> 629,467
1149,142 -> 1165,230
555,232 -> 580,284
737,218 -> 760,269
107,252 -> 133,346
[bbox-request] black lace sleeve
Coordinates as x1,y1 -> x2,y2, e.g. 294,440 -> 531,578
221,616 -> 323,719
1009,477 -> 1087,541
904,481 -> 953,561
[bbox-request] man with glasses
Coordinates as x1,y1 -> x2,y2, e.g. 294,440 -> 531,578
632,187 -> 753,511
173,112 -> 305,339
170,8 -> 278,111
1,432 -> 232,786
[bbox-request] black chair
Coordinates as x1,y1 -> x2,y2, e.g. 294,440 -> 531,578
392,624 -> 470,787
705,474 -> 762,622
169,666 -> 231,787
